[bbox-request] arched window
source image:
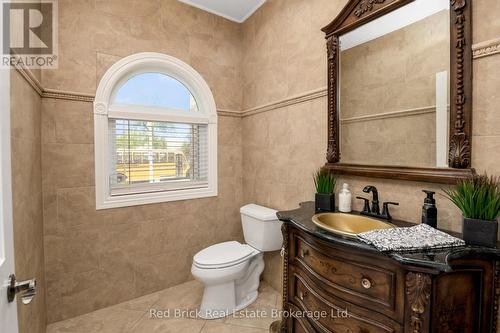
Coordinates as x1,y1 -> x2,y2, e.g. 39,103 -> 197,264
94,52 -> 217,209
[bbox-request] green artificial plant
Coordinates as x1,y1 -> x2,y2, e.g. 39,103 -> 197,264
313,169 -> 336,194
444,173 -> 500,221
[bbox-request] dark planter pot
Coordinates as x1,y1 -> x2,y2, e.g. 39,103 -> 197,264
462,217 -> 498,248
315,193 -> 335,213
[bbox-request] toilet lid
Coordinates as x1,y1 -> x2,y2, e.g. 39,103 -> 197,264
193,241 -> 257,269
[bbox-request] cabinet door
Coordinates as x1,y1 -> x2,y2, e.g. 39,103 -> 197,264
430,267 -> 487,333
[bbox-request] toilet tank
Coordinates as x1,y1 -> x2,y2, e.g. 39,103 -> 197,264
240,204 -> 283,252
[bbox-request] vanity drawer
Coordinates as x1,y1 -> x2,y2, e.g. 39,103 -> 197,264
291,232 -> 404,320
292,274 -> 403,333
291,271 -> 402,333
292,318 -> 309,333
287,312 -> 315,333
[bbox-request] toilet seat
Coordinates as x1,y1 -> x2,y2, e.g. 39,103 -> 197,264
193,241 -> 258,269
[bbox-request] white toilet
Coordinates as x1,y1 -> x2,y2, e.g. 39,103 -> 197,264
191,204 -> 283,319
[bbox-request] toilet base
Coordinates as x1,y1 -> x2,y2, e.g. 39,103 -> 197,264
198,289 -> 258,320
235,290 -> 258,312
194,253 -> 265,320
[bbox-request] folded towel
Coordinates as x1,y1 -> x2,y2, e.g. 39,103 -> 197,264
357,224 -> 465,252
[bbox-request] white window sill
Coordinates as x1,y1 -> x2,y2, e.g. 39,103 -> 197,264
96,186 -> 218,210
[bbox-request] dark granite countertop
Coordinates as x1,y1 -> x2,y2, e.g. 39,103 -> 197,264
278,202 -> 500,273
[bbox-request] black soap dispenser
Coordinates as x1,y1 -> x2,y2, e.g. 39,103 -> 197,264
422,190 -> 437,228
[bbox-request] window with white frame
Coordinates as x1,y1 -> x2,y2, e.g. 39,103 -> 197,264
94,53 -> 217,209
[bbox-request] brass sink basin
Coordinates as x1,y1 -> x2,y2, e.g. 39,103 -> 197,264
312,213 -> 395,238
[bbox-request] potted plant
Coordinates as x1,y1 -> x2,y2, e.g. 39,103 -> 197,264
444,173 -> 500,247
314,169 -> 336,213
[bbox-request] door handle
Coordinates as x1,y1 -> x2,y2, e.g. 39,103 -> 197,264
7,274 -> 36,305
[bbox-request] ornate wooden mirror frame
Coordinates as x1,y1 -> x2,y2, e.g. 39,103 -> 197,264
322,0 -> 474,184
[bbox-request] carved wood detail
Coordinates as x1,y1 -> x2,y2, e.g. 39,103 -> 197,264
282,222 -> 500,333
449,133 -> 470,168
354,0 -> 386,17
406,272 -> 432,333
449,0 -> 472,168
493,261 -> 500,333
280,223 -> 289,333
322,0 -> 474,182
326,36 -> 340,163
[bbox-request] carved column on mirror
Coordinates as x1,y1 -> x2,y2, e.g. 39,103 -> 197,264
449,0 -> 472,168
326,35 -> 340,163
405,272 -> 432,333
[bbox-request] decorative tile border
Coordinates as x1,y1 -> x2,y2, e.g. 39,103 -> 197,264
15,66 -> 242,115
340,105 -> 440,124
217,109 -> 244,117
13,63 -> 43,96
14,65 -> 95,102
15,34 -> 497,118
43,88 -> 94,102
472,37 -> 500,59
241,87 -> 327,117
15,64 -> 328,118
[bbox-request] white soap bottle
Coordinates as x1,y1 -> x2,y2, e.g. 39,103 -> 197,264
338,183 -> 352,213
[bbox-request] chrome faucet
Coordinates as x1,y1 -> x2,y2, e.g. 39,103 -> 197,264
356,185 -> 399,220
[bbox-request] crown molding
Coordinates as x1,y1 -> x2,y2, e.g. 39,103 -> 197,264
178,0 -> 266,23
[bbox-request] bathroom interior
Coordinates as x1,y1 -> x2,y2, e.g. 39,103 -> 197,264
1,0 -> 500,332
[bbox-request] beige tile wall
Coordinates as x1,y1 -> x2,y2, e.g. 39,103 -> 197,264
40,0 -> 244,323
241,0 -> 347,292
41,107 -> 244,323
341,114 -> 437,167
340,10 -> 449,167
42,0 -> 243,111
241,0 -> 500,292
341,11 -> 449,116
11,69 -> 46,333
16,0 -> 500,325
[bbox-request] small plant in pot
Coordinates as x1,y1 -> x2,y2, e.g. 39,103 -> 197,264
444,173 -> 500,247
314,169 -> 336,213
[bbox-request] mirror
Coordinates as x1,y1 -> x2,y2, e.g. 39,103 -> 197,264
339,0 -> 450,167
322,0 -> 474,183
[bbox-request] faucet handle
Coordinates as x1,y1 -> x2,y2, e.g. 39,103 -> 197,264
382,202 -> 399,220
356,197 -> 371,213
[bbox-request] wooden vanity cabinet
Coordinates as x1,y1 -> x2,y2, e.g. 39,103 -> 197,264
280,224 -> 499,333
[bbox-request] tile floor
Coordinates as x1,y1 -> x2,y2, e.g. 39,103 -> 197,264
46,280 -> 280,333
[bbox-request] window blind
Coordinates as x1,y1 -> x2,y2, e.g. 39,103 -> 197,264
108,119 -> 208,196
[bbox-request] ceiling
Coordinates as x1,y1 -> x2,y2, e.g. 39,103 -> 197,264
177,0 -> 266,23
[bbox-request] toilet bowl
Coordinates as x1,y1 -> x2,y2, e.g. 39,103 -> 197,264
191,204 -> 282,319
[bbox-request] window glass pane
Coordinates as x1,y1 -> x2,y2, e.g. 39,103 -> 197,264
112,73 -> 199,111
108,119 -> 208,194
